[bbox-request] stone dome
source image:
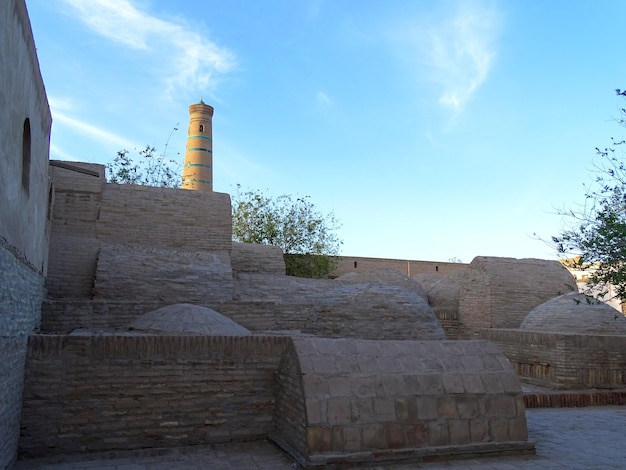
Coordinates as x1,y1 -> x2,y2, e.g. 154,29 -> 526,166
520,292 -> 626,335
128,303 -> 251,336
303,283 -> 445,340
334,268 -> 428,300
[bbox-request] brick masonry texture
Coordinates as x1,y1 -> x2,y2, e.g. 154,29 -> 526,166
231,241 -> 285,275
46,165 -> 233,300
93,243 -> 233,303
19,335 -> 291,458
0,241 -> 45,468
482,329 -> 626,389
458,257 -> 576,338
272,338 -> 533,467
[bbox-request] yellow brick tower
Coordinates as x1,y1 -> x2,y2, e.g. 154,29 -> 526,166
182,99 -> 214,191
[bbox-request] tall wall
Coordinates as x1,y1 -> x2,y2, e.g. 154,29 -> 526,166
47,164 -> 233,301
20,335 -> 291,458
0,0 -> 52,467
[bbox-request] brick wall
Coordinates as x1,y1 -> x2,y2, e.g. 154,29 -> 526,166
46,167 -> 234,302
0,241 -> 45,467
19,335 -> 291,458
332,256 -> 467,280
93,243 -> 233,303
272,338 -> 533,467
459,257 -> 576,338
481,329 -> 626,389
96,184 -> 232,251
47,164 -> 104,299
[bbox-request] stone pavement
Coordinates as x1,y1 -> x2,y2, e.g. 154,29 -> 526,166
15,406 -> 626,469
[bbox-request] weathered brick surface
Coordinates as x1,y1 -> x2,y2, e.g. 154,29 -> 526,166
272,338 -> 532,466
94,243 -> 233,303
303,284 -> 445,340
0,241 -> 45,468
231,241 -> 285,274
96,184 -> 232,251
19,335 -> 291,458
331,257 -> 467,280
458,257 -> 576,338
482,329 -> 626,389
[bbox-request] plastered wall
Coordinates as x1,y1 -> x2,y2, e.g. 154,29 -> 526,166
0,1 -> 51,467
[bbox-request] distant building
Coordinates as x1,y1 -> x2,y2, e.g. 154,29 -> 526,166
181,99 -> 214,191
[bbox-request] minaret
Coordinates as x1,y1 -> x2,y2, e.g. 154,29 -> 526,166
182,99 -> 214,191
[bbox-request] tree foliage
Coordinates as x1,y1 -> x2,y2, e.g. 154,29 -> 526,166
553,89 -> 626,302
232,186 -> 342,278
107,126 -> 181,188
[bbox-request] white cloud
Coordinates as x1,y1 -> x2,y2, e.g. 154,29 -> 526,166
61,0 -> 236,95
317,91 -> 333,106
393,1 -> 501,114
53,111 -> 138,150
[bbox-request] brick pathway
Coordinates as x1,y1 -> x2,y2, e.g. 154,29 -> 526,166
15,406 -> 626,469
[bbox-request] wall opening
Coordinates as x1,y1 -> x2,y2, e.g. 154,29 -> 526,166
22,118 -> 31,194
199,124 -> 204,132
354,261 -> 358,268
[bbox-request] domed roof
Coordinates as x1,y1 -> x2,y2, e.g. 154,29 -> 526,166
520,292 -> 626,335
303,283 -> 445,340
128,303 -> 251,336
427,268 -> 467,313
334,268 -> 428,300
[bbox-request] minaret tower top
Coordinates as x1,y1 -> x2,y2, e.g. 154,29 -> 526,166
181,99 -> 214,191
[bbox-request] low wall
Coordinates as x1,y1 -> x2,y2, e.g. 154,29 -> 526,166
39,300 -> 307,334
331,256 -> 466,279
481,329 -> 626,389
19,335 -> 291,458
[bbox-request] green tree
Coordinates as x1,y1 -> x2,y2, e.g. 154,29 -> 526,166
232,186 -> 342,278
553,89 -> 626,302
107,126 -> 181,187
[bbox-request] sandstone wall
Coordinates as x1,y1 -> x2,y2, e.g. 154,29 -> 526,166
20,335 -> 291,458
481,329 -> 626,389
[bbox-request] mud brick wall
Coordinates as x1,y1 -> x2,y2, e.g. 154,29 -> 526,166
40,300 -> 166,333
47,163 -> 104,299
96,184 -> 232,252
0,242 -> 45,468
39,299 -> 307,334
331,256 -> 467,279
19,335 -> 291,458
272,338 -> 533,467
93,244 -> 233,303
458,257 -> 576,339
481,329 -> 626,389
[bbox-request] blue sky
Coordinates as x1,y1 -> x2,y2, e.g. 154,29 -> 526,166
26,0 -> 626,262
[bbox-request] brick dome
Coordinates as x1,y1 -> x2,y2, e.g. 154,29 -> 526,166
128,303 -> 251,336
520,292 -> 626,335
